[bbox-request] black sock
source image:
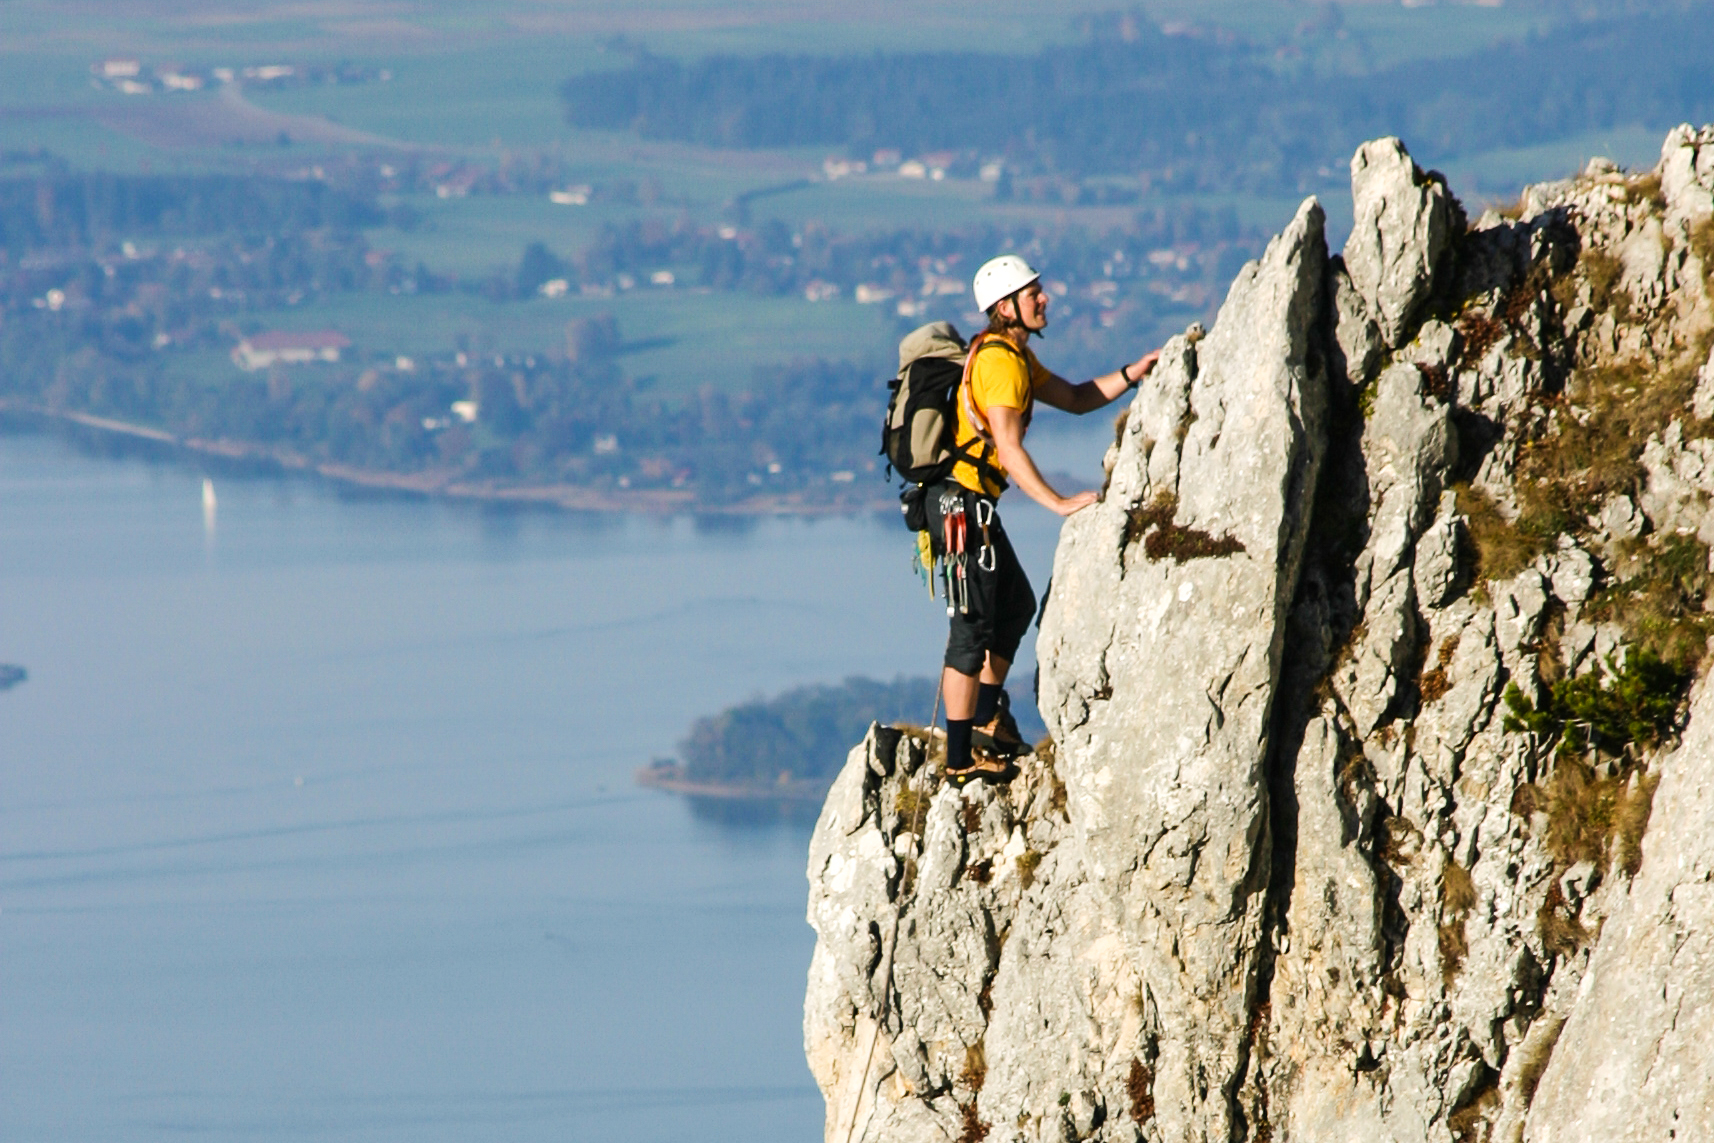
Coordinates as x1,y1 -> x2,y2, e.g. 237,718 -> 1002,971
974,683 -> 1004,725
946,718 -> 974,771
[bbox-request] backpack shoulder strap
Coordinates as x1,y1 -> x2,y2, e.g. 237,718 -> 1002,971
959,333 -> 1028,442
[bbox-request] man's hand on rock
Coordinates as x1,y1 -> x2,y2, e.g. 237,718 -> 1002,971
1128,349 -> 1162,384
1055,491 -> 1099,516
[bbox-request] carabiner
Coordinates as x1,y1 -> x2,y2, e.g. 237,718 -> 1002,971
974,498 -> 996,571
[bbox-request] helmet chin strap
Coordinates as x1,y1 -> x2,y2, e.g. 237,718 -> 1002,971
997,291 -> 1044,340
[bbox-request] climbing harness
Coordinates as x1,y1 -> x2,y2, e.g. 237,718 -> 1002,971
913,492 -> 993,615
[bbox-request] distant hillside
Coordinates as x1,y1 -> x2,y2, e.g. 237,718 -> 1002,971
562,7 -> 1714,192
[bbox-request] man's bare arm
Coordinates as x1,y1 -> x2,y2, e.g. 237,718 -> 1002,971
987,405 -> 1097,517
1034,349 -> 1162,414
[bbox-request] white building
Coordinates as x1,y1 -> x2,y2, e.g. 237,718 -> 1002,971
232,330 -> 351,371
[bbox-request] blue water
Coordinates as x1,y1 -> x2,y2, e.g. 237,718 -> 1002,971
0,427 -> 1093,1142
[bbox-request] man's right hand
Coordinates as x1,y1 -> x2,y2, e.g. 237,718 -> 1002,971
1128,349 -> 1162,383
1054,491 -> 1099,516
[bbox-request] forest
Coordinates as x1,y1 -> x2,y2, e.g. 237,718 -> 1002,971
561,7 -> 1714,192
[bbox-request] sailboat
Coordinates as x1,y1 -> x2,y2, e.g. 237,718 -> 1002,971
202,477 -> 217,532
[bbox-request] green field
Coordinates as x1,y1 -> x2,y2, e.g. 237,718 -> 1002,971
0,113 -> 159,173
243,39 -> 611,151
234,286 -> 895,394
372,192 -> 659,280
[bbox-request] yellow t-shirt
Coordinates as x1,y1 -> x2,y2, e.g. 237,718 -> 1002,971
951,336 -> 1052,497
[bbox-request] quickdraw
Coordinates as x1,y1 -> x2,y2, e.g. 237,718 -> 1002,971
939,489 -> 969,616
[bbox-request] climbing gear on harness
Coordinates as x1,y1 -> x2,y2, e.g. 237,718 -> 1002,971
940,489 -> 968,617
913,528 -> 935,596
975,497 -> 996,573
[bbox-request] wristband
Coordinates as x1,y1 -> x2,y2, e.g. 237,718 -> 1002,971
1120,362 -> 1137,389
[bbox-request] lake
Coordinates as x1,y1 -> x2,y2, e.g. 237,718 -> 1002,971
0,421 -> 1102,1142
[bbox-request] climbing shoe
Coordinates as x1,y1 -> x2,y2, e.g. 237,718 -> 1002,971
970,705 -> 1028,760
945,751 -> 1019,787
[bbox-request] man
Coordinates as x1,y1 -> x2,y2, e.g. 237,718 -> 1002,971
931,254 -> 1160,782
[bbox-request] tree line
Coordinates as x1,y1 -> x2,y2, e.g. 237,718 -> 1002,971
0,173 -> 382,254
560,6 -> 1714,192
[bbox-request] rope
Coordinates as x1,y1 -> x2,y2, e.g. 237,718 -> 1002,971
838,675 -> 942,1143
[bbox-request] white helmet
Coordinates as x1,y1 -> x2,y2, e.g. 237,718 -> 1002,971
972,254 -> 1040,314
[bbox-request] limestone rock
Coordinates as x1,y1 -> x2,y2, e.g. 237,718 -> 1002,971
1344,137 -> 1456,346
1329,256 -> 1382,388
807,127 -> 1714,1143
1523,676 -> 1714,1143
1690,341 -> 1714,421
1661,122 -> 1714,233
1035,195 -> 1329,1141
1413,498 -> 1465,610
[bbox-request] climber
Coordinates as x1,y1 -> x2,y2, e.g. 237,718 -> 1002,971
931,254 -> 1161,782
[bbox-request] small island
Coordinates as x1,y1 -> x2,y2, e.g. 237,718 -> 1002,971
639,675 -> 939,803
0,664 -> 26,691
640,675 -> 937,809
640,674 -> 1047,818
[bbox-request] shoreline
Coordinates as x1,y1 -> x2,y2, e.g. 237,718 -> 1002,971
0,401 -> 894,518
635,761 -> 834,804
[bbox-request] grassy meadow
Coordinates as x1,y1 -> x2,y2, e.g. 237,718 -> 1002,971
247,287 -> 895,394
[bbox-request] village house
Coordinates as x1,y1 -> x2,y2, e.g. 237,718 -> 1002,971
232,330 -> 351,371
433,167 -> 482,199
158,67 -> 205,92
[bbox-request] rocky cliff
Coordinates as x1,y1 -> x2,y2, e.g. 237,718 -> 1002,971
806,126 -> 1714,1143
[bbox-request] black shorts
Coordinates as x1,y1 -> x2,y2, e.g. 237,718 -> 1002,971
924,483 -> 1037,677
